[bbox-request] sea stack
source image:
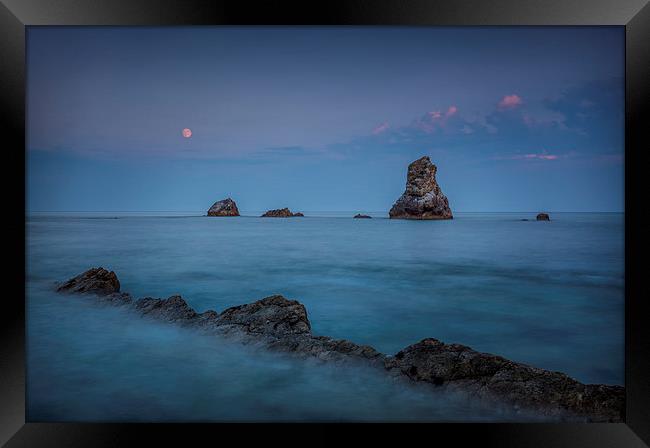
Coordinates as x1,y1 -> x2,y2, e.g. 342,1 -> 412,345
207,198 -> 240,216
536,213 -> 550,221
389,156 -> 453,220
353,214 -> 372,219
261,208 -> 303,217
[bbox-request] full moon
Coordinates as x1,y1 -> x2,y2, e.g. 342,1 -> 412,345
182,128 -> 192,138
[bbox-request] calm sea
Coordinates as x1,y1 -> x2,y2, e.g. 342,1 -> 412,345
26,212 -> 624,421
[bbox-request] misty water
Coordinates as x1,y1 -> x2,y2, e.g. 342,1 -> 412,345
26,212 -> 624,421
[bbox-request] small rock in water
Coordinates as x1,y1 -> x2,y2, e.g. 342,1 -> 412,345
353,214 -> 372,219
536,213 -> 551,221
261,208 -> 303,217
207,198 -> 240,216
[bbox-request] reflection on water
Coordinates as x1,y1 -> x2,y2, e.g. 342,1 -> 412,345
27,212 -> 624,421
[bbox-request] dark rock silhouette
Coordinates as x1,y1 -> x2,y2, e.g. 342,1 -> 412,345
207,198 -> 240,216
536,213 -> 551,221
56,267 -> 624,422
353,214 -> 372,219
261,208 -> 303,217
389,156 -> 453,220
57,267 -> 120,296
385,338 -> 623,422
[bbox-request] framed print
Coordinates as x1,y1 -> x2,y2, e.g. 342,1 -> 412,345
1,0 -> 649,446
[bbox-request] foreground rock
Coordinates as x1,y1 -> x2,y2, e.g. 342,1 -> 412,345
261,208 -> 304,217
385,338 -> 623,422
389,156 -> 453,220
207,198 -> 240,216
536,213 -> 550,221
56,267 -> 623,422
57,267 -> 120,295
353,214 -> 372,219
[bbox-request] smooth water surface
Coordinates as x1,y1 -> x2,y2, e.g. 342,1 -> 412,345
27,212 -> 624,421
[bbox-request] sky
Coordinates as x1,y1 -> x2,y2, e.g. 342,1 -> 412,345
27,26 -> 624,213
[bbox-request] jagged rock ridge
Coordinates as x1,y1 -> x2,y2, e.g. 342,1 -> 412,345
56,267 -> 623,422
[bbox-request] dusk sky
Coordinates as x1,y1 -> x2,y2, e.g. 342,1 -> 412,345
27,27 -> 624,213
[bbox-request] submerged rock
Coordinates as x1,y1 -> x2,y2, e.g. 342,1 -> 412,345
55,268 -> 624,422
261,208 -> 303,217
389,156 -> 453,220
353,214 -> 372,219
536,213 -> 551,221
207,198 -> 240,216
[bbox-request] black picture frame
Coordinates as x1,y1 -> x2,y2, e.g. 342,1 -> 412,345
2,0 -> 648,446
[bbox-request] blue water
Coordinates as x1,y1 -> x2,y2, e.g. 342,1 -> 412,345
26,212 -> 624,421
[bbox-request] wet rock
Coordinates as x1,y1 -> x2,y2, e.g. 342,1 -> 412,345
384,338 -> 624,422
134,295 -> 199,324
207,198 -> 240,216
353,214 -> 372,219
56,267 -> 120,296
536,213 -> 550,221
261,208 -> 303,217
389,156 -> 453,220
216,295 -> 311,336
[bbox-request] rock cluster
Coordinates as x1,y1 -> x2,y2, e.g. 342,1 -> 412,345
261,208 -> 304,217
536,213 -> 550,221
56,267 -> 624,422
207,198 -> 240,216
389,156 -> 453,220
353,214 -> 372,219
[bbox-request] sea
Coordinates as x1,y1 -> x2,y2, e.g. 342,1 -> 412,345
26,211 -> 624,422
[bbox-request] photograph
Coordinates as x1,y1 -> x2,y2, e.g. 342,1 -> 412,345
26,25 -> 625,423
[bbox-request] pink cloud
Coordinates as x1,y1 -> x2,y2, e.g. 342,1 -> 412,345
428,111 -> 443,120
498,94 -> 523,109
372,122 -> 389,135
415,105 -> 459,133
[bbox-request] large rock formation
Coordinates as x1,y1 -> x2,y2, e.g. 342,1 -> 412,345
389,156 -> 453,220
261,208 -> 303,217
56,267 -> 624,422
207,198 -> 240,216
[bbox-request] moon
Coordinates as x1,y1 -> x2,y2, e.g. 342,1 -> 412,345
182,128 -> 192,138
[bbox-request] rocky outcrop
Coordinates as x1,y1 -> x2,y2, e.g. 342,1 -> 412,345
536,213 -> 550,221
56,267 -> 623,422
216,295 -> 311,336
261,208 -> 303,217
389,156 -> 453,220
384,338 -> 624,422
207,198 -> 240,216
353,214 -> 372,219
57,267 -> 120,295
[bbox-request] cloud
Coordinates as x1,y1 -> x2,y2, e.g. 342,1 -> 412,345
498,94 -> 523,109
372,122 -> 390,135
412,105 -> 460,133
492,153 -> 558,161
